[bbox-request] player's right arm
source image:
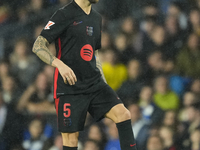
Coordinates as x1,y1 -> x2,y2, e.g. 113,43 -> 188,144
33,9 -> 77,85
32,36 -> 55,66
32,36 -> 77,85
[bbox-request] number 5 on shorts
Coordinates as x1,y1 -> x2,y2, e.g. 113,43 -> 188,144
63,103 -> 71,117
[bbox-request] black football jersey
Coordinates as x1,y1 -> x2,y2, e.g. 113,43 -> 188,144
40,0 -> 103,98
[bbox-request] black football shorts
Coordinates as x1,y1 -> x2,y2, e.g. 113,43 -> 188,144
54,83 -> 122,133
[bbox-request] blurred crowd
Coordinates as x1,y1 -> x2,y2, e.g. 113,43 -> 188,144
0,0 -> 200,150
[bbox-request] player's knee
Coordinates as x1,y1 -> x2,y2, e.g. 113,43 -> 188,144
116,109 -> 131,123
67,139 -> 78,146
63,137 -> 78,147
122,109 -> 131,121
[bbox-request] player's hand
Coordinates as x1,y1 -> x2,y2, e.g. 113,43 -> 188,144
58,63 -> 77,85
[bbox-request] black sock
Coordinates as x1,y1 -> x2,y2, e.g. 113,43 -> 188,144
116,119 -> 137,150
63,146 -> 78,150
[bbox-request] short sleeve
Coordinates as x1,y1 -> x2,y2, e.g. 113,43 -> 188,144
40,10 -> 69,44
95,17 -> 102,50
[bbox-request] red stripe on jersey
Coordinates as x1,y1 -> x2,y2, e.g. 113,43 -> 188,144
54,38 -> 62,99
55,98 -> 60,116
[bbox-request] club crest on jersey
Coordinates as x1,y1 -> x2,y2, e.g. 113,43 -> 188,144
86,26 -> 93,36
44,21 -> 55,30
64,118 -> 72,127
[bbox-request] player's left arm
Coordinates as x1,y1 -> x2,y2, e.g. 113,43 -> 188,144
95,50 -> 107,83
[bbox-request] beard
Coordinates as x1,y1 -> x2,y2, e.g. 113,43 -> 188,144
88,0 -> 99,4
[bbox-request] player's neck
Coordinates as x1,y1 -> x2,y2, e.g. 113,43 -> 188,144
74,0 -> 92,15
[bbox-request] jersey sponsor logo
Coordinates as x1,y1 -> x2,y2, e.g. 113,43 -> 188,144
73,21 -> 83,26
86,26 -> 93,36
44,21 -> 55,30
80,44 -> 93,61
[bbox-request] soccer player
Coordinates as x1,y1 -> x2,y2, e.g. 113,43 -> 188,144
32,0 -> 137,150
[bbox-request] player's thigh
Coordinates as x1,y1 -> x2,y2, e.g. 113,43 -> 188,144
61,132 -> 79,146
105,103 -> 131,123
55,94 -> 90,133
88,85 -> 122,122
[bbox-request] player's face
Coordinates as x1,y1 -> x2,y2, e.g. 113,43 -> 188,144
88,0 -> 99,4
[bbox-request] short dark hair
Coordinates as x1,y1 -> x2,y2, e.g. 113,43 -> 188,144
190,7 -> 200,13
14,37 -> 30,50
170,2 -> 182,11
143,2 -> 158,8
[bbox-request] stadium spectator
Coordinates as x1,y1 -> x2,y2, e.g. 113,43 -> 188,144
153,76 -> 179,110
138,86 -> 164,125
142,25 -> 166,60
189,8 -> 200,36
16,6 -> 29,24
142,2 -> 159,18
148,125 -> 160,137
144,51 -> 165,82
120,16 -> 138,46
114,32 -> 135,64
167,2 -> 187,30
183,92 -> 197,106
146,135 -> 164,150
162,110 -> 178,129
101,31 -> 112,50
139,16 -> 156,56
186,102 -> 200,132
22,118 -> 52,150
163,59 -> 175,75
82,139 -> 100,150
117,59 -> 144,104
86,123 -> 107,150
17,72 -> 55,114
178,102 -> 200,149
151,25 -> 166,49
2,76 -> 21,108
164,15 -> 185,59
176,33 -> 200,78
10,37 -> 41,89
178,92 -> 197,121
102,49 -> 127,91
0,91 -> 23,150
159,126 -> 177,150
27,0 -> 45,15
